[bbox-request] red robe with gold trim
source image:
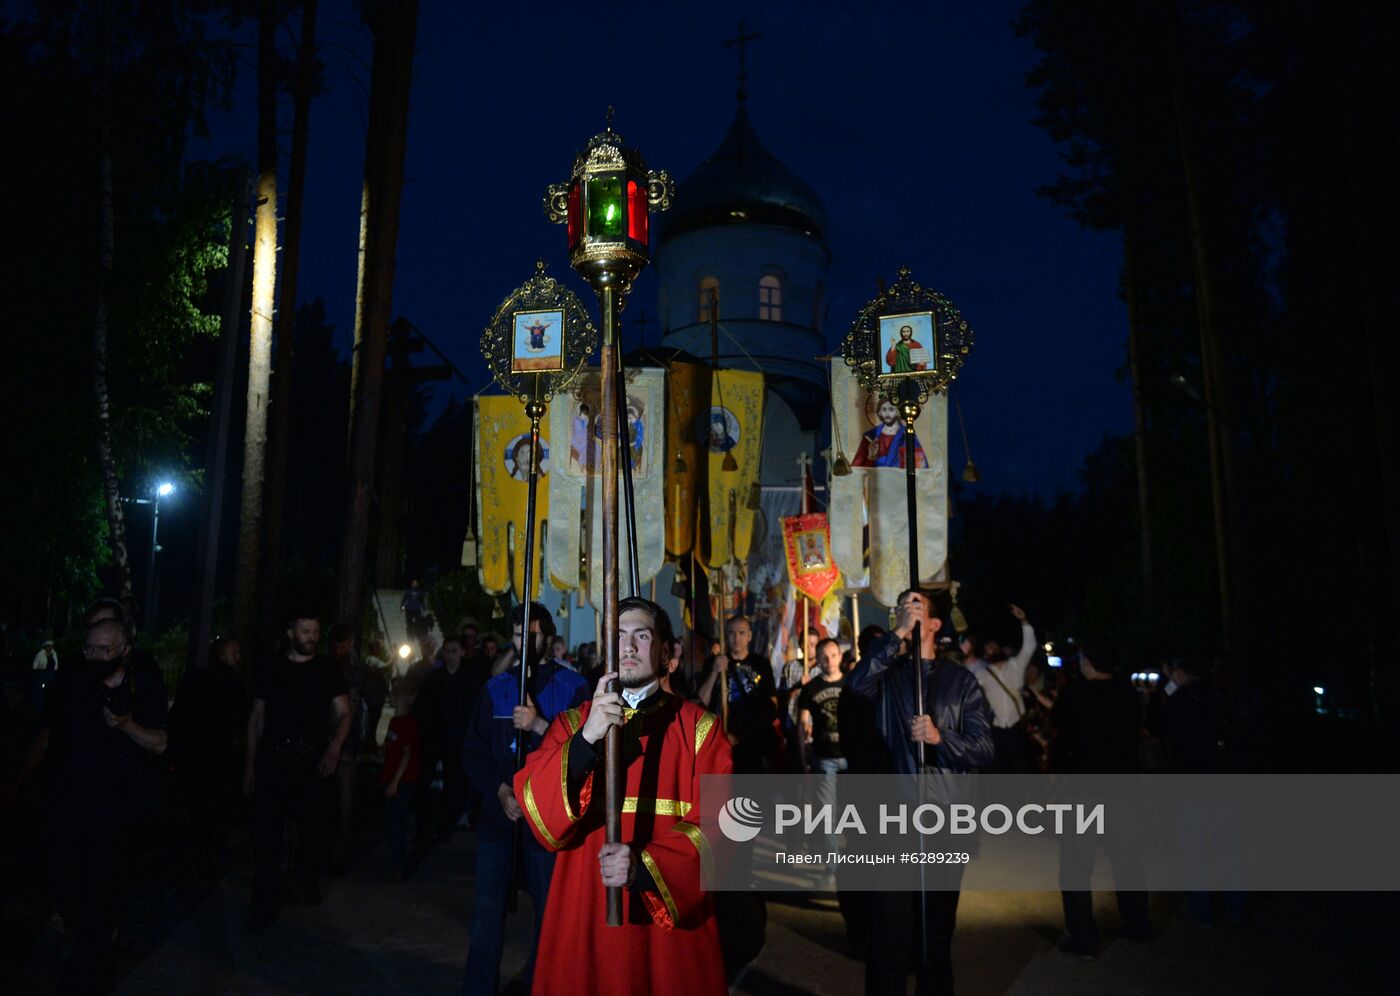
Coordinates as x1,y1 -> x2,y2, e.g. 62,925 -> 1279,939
514,692 -> 731,996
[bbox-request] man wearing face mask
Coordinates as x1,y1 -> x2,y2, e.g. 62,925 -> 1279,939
516,596 -> 733,996
17,610 -> 168,994
460,601 -> 588,994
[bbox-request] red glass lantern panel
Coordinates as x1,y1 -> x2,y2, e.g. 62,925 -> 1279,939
627,179 -> 647,244
567,182 -> 581,249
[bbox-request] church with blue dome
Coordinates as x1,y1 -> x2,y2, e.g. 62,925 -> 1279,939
655,93 -> 831,488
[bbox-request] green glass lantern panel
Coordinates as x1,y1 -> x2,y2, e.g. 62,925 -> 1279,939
586,174 -> 624,238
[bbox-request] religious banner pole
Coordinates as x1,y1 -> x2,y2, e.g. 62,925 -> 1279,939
479,260 -> 596,914
716,564 -> 729,732
546,113 -> 672,926
799,453 -> 812,682
615,347 -> 641,594
598,285 -> 625,927
842,264 -> 976,967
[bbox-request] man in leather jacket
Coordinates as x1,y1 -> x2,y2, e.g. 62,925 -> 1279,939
844,588 -> 993,996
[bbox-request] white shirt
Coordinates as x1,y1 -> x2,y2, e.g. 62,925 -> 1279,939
622,680 -> 659,709
973,622 -> 1035,729
32,648 -> 57,670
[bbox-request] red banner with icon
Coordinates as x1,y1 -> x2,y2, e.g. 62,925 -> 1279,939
782,513 -> 841,603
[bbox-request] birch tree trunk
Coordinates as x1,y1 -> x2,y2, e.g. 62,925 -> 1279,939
233,0 -> 280,647
259,0 -> 318,645
93,24 -> 132,598
337,0 -> 419,627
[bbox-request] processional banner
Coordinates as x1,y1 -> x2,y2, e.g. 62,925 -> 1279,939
474,395 -> 551,599
546,365 -> 666,608
828,359 -> 947,606
663,361 -> 708,559
782,513 -> 841,604
700,369 -> 764,570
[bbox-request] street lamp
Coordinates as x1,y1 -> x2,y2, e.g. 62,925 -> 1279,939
145,481 -> 175,633
124,481 -> 176,633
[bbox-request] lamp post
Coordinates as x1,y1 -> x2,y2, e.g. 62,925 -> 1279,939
545,114 -> 672,927
124,481 -> 176,634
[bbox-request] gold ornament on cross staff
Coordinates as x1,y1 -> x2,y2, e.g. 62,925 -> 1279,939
841,264 -> 975,408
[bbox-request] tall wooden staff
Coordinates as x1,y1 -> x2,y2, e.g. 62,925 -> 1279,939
841,265 -> 976,968
479,261 -> 596,914
546,115 -> 672,926
708,286 -> 733,727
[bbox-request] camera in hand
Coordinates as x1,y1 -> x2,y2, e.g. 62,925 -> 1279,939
103,681 -> 134,717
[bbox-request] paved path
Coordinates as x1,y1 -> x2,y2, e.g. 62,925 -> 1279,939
103,822 -> 1389,996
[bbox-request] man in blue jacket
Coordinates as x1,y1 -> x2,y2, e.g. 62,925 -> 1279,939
460,601 -> 587,994
844,588 -> 994,996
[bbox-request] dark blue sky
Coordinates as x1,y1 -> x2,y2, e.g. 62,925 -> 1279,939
195,0 -> 1131,497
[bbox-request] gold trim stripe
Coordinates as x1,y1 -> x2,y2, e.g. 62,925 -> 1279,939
639,849 -> 679,926
562,707 -> 582,735
622,796 -> 693,817
694,711 -> 718,754
522,775 -> 564,849
560,735 -> 579,824
672,821 -> 715,883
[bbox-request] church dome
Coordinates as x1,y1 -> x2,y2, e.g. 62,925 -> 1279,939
660,106 -> 828,245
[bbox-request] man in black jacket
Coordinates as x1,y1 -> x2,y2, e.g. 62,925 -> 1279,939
459,603 -> 588,994
844,588 -> 994,996
1050,640 -> 1151,957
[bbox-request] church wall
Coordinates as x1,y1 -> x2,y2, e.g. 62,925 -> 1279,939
656,223 -> 830,335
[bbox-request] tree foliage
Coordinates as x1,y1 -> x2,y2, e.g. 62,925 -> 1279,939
0,2 -> 237,631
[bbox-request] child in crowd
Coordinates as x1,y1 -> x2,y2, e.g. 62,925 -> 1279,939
381,679 -> 420,880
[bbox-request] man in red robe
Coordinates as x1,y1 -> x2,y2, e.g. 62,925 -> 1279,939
515,596 -> 731,996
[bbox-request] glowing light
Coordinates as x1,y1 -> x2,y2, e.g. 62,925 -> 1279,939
156,482 -> 175,498
1313,686 -> 1324,696
399,644 -> 412,659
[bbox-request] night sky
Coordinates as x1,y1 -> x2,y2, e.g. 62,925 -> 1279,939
194,0 -> 1131,497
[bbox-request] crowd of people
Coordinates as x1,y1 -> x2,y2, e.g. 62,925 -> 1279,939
0,583 -> 1248,995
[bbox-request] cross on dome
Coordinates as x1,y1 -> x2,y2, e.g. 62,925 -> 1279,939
722,21 -> 761,103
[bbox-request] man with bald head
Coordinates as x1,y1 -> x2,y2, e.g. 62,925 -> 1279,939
17,607 -> 169,992
696,616 -> 778,773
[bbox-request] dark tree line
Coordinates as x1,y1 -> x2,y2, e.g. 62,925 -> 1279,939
0,2 -> 235,637
979,0 -> 1398,746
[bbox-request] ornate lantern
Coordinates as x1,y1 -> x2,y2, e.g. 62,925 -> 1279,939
545,112 -> 672,297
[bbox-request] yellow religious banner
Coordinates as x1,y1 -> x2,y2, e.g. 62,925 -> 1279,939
701,368 -> 764,569
474,395 -> 551,599
663,361 -> 709,559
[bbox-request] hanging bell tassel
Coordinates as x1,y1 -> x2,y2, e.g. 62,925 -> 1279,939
461,530 -> 478,568
722,450 -> 739,473
962,460 -> 980,484
832,452 -> 852,477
